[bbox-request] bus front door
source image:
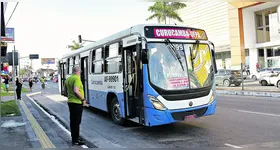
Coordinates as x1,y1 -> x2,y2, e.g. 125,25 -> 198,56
123,49 -> 136,118
81,57 -> 90,104
123,43 -> 144,125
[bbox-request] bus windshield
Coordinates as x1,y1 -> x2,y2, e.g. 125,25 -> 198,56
147,42 -> 214,91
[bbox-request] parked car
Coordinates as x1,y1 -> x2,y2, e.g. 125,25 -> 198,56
22,78 -> 29,82
215,69 -> 243,87
259,72 -> 280,86
250,68 -> 280,80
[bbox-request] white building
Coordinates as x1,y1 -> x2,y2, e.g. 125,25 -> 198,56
175,2 -> 280,74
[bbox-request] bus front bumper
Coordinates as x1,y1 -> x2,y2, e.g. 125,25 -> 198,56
144,99 -> 216,127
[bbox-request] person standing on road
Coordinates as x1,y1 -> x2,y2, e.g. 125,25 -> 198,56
256,63 -> 260,72
65,66 -> 88,146
4,76 -> 9,93
29,78 -> 33,92
16,78 -> 23,100
41,77 -> 45,90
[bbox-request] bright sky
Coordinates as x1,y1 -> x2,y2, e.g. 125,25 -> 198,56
4,0 -> 157,71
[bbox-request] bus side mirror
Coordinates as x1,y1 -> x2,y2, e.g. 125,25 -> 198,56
277,5 -> 280,23
142,49 -> 148,64
211,49 -> 218,74
209,42 -> 218,74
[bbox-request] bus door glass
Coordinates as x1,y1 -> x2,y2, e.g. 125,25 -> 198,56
60,62 -> 66,96
81,56 -> 89,104
123,47 -> 136,118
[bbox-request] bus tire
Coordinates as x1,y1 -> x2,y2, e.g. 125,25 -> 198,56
111,97 -> 125,126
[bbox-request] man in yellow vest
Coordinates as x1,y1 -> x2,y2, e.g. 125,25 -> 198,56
65,66 -> 88,145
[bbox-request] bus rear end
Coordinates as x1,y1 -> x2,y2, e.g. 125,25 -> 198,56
141,26 -> 217,126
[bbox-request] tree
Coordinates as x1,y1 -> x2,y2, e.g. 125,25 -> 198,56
19,65 -> 32,77
66,40 -> 82,50
146,2 -> 187,24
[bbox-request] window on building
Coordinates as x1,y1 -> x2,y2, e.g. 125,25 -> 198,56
258,49 -> 264,57
275,47 -> 280,56
255,6 -> 277,43
267,49 -> 273,57
245,49 -> 249,56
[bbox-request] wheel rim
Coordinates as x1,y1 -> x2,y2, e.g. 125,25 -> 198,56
112,102 -> 121,121
262,81 -> 267,85
224,80 -> 229,86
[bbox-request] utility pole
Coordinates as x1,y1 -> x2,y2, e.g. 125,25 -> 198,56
13,46 -> 16,101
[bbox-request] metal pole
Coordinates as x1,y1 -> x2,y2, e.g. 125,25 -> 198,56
241,63 -> 244,91
0,46 -> 2,105
18,52 -> 20,77
30,59 -> 32,77
12,47 -> 16,101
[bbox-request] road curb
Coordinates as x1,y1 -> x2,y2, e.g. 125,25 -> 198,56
26,94 -> 96,148
17,96 -> 42,148
217,90 -> 280,98
28,94 -> 121,148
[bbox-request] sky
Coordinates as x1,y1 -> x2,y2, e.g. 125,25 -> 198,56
4,0 -> 158,71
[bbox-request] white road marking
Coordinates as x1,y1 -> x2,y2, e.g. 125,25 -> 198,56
120,126 -> 143,131
237,110 -> 280,117
81,145 -> 89,148
158,137 -> 192,142
224,143 -> 242,148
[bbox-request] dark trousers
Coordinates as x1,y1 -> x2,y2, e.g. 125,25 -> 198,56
68,102 -> 83,142
16,89 -> 21,99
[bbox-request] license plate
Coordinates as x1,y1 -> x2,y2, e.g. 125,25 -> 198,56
184,114 -> 196,121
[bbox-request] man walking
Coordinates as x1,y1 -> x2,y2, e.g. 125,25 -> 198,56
65,66 -> 88,145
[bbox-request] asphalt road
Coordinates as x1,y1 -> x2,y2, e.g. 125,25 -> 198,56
27,82 -> 280,148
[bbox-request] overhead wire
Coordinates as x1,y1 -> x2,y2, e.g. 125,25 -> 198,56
5,2 -> 19,26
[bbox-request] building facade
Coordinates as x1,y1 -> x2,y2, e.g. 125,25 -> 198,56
175,2 -> 280,74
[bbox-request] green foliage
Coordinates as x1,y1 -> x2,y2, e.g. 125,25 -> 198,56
67,40 -> 83,51
146,2 -> 187,24
0,100 -> 21,117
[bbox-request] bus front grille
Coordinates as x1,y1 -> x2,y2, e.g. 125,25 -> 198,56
171,107 -> 208,120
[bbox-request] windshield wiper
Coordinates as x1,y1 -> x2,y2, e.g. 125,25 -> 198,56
164,39 -> 184,71
192,40 -> 200,60
189,40 -> 200,70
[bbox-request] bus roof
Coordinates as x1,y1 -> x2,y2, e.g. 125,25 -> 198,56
60,24 -> 207,59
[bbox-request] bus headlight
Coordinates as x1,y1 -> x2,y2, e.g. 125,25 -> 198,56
147,95 -> 167,110
209,93 -> 215,104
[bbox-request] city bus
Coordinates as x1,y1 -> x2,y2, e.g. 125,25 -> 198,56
58,24 -> 218,127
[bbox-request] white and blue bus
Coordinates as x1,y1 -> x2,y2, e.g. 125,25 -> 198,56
58,24 -> 218,127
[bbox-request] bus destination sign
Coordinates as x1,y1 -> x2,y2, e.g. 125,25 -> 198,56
144,26 -> 208,40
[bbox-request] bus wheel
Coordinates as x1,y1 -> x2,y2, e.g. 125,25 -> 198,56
111,97 -> 125,126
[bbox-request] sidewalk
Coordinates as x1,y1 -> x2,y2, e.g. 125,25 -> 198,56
216,80 -> 280,98
0,116 -> 32,148
0,93 -> 74,148
0,96 -> 35,148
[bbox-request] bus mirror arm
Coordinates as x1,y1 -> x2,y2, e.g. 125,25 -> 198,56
141,49 -> 148,64
209,42 -> 218,74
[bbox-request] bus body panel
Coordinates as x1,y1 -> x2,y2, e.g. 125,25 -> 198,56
87,73 -> 125,117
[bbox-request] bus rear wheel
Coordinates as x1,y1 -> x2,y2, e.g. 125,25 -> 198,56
111,97 -> 126,126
